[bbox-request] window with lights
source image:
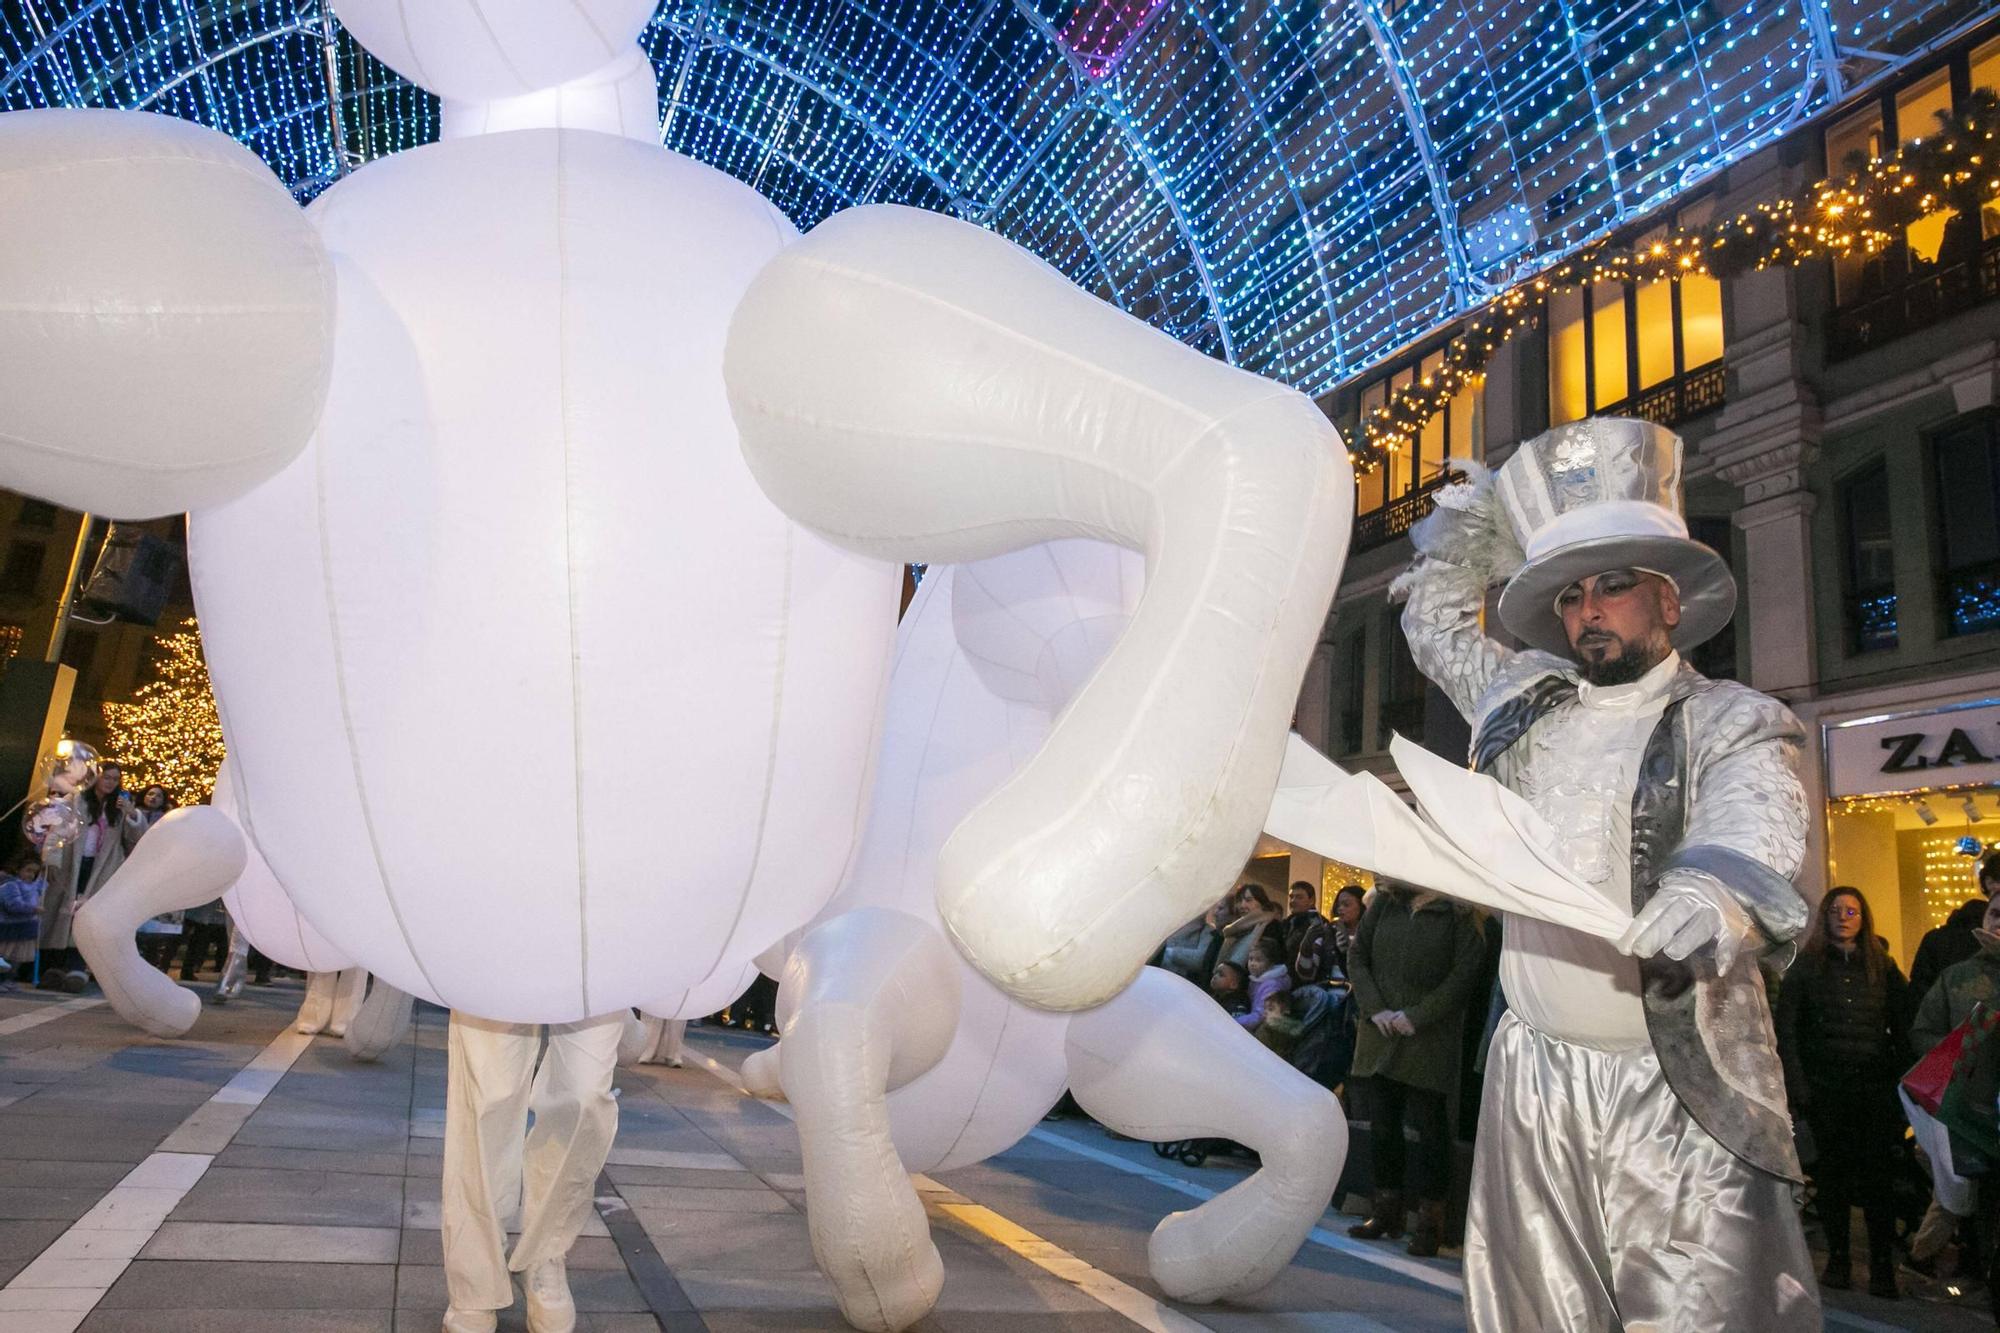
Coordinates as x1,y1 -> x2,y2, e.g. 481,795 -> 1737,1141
1353,348 -> 1483,526
1545,199 -> 1726,428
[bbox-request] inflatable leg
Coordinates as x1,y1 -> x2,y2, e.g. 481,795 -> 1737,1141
296,970 -> 339,1034
616,1011 -> 652,1068
1065,966 -> 1346,1303
726,207 -> 1350,1010
739,1042 -> 781,1098
343,977 -> 414,1061
71,807 -> 248,1038
776,909 -> 963,1333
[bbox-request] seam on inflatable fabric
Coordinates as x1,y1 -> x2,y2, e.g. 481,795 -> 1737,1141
462,0 -> 534,94
393,1 -> 435,94
957,561 -> 1055,677
789,257 -> 1207,436
312,378 -> 446,1006
698,523 -> 795,983
0,301 -> 312,315
0,428 -> 291,471
567,0 -> 616,58
555,131 -> 592,1019
982,435 -> 1332,985
0,151 -> 296,187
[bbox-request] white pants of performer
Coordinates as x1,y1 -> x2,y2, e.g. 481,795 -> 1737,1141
637,1017 -> 686,1066
1465,1013 -> 1818,1333
442,1010 -> 623,1313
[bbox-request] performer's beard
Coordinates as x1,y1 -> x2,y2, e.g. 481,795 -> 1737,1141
1572,627 -> 1671,686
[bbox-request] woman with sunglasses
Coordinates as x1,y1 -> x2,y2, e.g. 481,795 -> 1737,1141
1774,886 -> 1910,1298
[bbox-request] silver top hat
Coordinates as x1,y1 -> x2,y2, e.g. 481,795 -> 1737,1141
1493,417 -> 1736,658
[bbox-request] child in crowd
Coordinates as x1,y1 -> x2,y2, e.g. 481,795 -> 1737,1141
1236,936 -> 1293,1031
1255,991 -> 1305,1059
0,854 -> 47,991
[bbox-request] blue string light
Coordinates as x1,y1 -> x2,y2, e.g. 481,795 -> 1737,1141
0,0 -> 1985,396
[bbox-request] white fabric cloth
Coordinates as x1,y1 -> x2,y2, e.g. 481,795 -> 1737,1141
1501,652 -> 1678,1050
1266,736 -> 1632,942
442,1010 -> 622,1312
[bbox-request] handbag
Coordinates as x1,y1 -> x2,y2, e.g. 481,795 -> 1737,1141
1904,1014 -> 1974,1115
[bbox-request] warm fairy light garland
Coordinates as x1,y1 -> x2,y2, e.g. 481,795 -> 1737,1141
1354,89 -> 2000,473
102,616 -> 225,805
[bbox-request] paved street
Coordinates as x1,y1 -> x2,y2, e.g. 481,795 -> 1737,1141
0,980 -> 1980,1332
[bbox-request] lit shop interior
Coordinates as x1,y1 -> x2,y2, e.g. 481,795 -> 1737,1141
1827,779 -> 1999,965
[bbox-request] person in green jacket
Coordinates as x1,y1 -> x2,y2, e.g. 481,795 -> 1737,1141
1345,882 -> 1488,1257
1909,894 -> 2000,1056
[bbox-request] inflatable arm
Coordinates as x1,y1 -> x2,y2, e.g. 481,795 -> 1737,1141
72,807 -> 249,1038
724,206 -> 1353,1010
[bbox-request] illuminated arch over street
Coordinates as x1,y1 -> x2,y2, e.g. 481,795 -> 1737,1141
1,0 -> 1988,393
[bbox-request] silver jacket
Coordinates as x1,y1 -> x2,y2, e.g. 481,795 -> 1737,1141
1400,552 -> 1810,1181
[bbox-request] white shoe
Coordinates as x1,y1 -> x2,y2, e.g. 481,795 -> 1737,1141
666,1056 -> 684,1068
441,1308 -> 498,1333
524,1257 -> 576,1333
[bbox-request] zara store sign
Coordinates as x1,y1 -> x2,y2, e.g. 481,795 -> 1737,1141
1826,698 -> 2000,798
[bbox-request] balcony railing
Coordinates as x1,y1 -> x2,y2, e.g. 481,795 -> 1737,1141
1353,476 -> 1447,553
1620,361 -> 1727,429
1830,237 -> 2000,360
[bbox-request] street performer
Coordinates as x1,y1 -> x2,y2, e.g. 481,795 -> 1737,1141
1394,417 -> 1817,1330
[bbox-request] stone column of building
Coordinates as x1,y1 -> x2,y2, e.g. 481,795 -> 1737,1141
1699,156 -> 1828,896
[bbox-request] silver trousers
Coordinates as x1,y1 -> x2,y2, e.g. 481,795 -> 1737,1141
1465,1012 -> 1818,1333
441,1010 -> 623,1311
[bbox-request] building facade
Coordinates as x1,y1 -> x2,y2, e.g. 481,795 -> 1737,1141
1301,18 -> 2000,964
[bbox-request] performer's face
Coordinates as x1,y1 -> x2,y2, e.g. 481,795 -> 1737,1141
1555,568 -> 1681,685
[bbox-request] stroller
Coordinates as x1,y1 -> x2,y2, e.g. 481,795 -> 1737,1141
1152,980 -> 1355,1168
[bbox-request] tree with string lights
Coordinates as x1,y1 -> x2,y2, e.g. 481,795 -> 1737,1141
102,616 -> 225,805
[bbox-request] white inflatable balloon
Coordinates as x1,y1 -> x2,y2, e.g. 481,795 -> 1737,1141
329,0 -> 657,101
190,129 -> 897,1024
212,761 -> 355,975
0,111 -> 332,518
726,205 -> 1352,1010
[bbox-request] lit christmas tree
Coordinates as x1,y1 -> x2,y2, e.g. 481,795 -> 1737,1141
102,616 -> 225,805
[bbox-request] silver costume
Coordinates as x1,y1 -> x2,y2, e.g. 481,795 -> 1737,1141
1397,435 -> 1817,1332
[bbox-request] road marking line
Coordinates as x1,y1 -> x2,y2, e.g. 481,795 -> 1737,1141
0,1022 -> 316,1331
683,1045 -> 1214,1331
936,1201 -> 1212,1333
0,996 -> 103,1038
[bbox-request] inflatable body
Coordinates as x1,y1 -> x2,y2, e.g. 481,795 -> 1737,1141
745,542 -> 1347,1331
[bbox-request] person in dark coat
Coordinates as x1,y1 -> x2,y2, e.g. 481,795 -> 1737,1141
1774,886 -> 1909,1299
1345,882 -> 1486,1257
1329,884 -> 1366,978
1281,880 -> 1333,986
1909,891 -> 1992,1020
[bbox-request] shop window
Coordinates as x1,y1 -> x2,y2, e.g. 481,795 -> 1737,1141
1353,353 -> 1482,517
1900,71 -> 1957,263
1337,632 -> 1366,756
1686,515 -> 1737,680
1934,416 -> 2000,636
1841,462 -> 1898,652
1547,201 -> 1725,426
0,541 -> 43,598
1380,616 -> 1426,742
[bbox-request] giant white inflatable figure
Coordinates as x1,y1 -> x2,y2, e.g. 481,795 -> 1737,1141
0,0 -> 1348,1036
739,541 -> 1347,1331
